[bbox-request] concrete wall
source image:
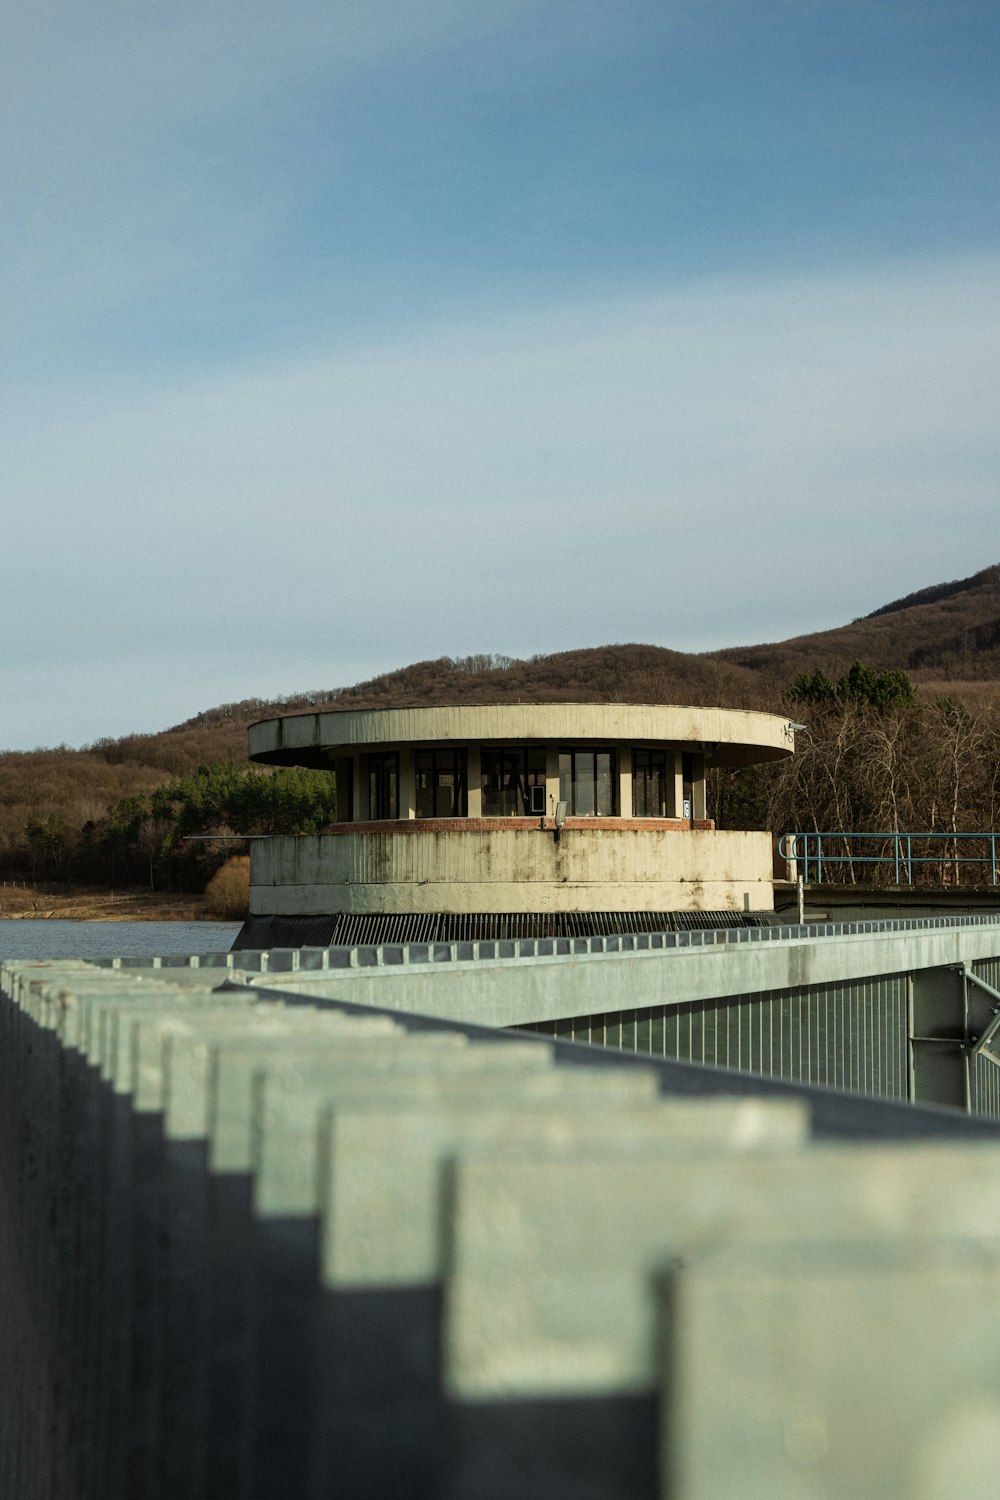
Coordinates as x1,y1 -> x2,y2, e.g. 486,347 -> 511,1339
249,826 -> 775,915
248,701 -> 795,768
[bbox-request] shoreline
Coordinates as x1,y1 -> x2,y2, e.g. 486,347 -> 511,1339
0,887 -> 221,922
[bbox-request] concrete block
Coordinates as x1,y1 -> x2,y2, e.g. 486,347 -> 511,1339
323,1094 -> 807,1288
251,1040 -> 565,1214
209,1029 -> 479,1174
665,1239 -> 1000,1500
308,1094 -> 804,1500
445,1142 -> 1000,1400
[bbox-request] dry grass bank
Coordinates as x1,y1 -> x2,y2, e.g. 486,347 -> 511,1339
0,884 -> 212,922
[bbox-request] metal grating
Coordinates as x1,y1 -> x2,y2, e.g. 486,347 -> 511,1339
521,975 -> 911,1099
232,909 -> 773,950
971,1054 -> 1000,1119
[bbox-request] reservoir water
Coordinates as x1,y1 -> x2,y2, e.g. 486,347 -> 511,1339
0,920 -> 240,962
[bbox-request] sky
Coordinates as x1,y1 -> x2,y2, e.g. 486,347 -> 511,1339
3,0 -> 998,750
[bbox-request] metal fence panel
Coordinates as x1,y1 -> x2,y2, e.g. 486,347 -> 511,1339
522,975 -> 911,1099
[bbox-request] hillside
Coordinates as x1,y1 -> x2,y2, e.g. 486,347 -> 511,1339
707,564 -> 1000,685
2,563 -> 998,887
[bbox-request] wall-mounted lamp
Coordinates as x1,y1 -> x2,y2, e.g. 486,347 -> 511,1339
554,800 -> 568,844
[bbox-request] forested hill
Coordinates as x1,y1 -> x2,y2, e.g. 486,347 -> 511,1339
2,563 -> 999,891
706,563 -> 1000,685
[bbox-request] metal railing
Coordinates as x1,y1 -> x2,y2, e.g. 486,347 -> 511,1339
93,910 -> 1000,975
779,831 -> 1000,887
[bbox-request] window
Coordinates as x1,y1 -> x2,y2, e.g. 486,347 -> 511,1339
481,747 -> 547,816
368,752 -> 399,820
633,749 -> 669,818
558,750 -> 615,816
415,749 -> 467,817
333,756 -> 354,822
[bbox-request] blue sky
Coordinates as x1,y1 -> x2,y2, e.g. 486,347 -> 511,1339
3,0 -> 998,749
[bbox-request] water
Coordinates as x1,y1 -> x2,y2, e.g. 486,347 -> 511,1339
0,919 -> 241,962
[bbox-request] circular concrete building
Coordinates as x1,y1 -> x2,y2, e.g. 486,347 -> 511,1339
238,703 -> 795,947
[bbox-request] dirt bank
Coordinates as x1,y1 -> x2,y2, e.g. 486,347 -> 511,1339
0,885 -> 211,922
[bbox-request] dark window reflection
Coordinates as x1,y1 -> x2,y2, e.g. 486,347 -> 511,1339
633,749 -> 669,817
481,747 -> 547,816
415,749 -> 468,818
368,752 -> 399,820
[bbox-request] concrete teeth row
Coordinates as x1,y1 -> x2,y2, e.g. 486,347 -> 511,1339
2,957 -> 1000,1499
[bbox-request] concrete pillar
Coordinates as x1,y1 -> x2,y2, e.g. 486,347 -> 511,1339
672,752 -> 683,820
399,749 -> 416,819
545,746 -> 560,818
356,755 -> 369,821
619,748 -> 632,819
333,757 -> 354,823
466,746 -> 482,817
693,754 -> 707,821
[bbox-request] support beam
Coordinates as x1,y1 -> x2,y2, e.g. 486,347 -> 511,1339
908,965 -> 968,1109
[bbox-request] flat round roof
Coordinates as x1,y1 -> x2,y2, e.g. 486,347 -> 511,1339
248,703 -> 795,769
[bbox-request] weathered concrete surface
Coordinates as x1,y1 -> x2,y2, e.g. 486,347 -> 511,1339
321,1094 -> 806,1288
249,827 -> 775,914
4,955 -> 1000,1500
248,702 -> 795,767
445,1142 -> 1000,1398
666,1241 -> 1000,1500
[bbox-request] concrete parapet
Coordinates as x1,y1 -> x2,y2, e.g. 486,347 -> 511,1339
1,951 -> 1000,1498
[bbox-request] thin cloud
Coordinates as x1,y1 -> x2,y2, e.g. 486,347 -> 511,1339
3,253 -> 997,746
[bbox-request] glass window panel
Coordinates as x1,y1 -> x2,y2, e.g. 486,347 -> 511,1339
650,760 -> 663,817
633,750 -> 647,817
559,754 -> 572,809
633,749 -> 666,817
415,751 -> 434,818
482,749 -> 524,815
368,752 -> 399,819
481,750 -> 501,816
526,747 -> 547,778
453,753 -> 467,817
481,748 -> 543,815
575,753 -> 596,816
436,769 -> 455,818
596,753 -> 614,816
334,757 -> 354,822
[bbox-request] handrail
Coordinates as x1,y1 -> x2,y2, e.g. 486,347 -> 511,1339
779,831 -> 1000,887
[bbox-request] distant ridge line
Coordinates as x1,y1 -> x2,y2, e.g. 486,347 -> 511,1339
859,564 -> 1000,622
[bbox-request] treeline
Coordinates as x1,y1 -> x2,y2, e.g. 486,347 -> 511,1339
0,764 -> 338,891
711,667 -> 1000,882
5,658 -> 1000,895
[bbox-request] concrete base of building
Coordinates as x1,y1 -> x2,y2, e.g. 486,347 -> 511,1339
249,827 -> 776,924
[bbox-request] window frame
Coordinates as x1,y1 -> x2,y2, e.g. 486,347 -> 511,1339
481,746 -> 548,817
632,747 -> 670,819
558,748 -> 616,817
367,751 -> 399,820
414,747 -> 468,818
